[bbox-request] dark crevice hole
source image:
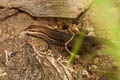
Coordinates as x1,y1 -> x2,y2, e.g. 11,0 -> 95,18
62,25 -> 69,30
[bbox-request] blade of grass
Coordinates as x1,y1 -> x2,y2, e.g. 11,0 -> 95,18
67,34 -> 84,65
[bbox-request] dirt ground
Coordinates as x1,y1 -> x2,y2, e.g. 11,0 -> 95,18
0,7 -> 120,80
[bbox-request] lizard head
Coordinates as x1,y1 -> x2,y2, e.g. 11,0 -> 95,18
21,25 -> 50,40
20,25 -> 43,36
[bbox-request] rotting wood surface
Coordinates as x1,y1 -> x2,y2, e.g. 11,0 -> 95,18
0,0 -> 93,18
0,8 -> 18,20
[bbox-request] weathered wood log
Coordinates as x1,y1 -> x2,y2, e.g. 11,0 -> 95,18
0,8 -> 18,20
0,0 -> 93,18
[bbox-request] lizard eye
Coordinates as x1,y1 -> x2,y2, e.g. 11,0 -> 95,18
28,30 -> 38,32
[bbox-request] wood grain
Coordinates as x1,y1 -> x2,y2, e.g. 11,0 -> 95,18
0,0 -> 93,18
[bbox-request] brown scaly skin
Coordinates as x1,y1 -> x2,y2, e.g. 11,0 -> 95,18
23,25 -> 112,53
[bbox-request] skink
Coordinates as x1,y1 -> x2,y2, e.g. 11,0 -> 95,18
23,25 -> 107,53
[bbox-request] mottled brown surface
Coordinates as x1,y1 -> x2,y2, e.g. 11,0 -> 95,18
0,8 -> 18,21
0,10 -> 75,80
